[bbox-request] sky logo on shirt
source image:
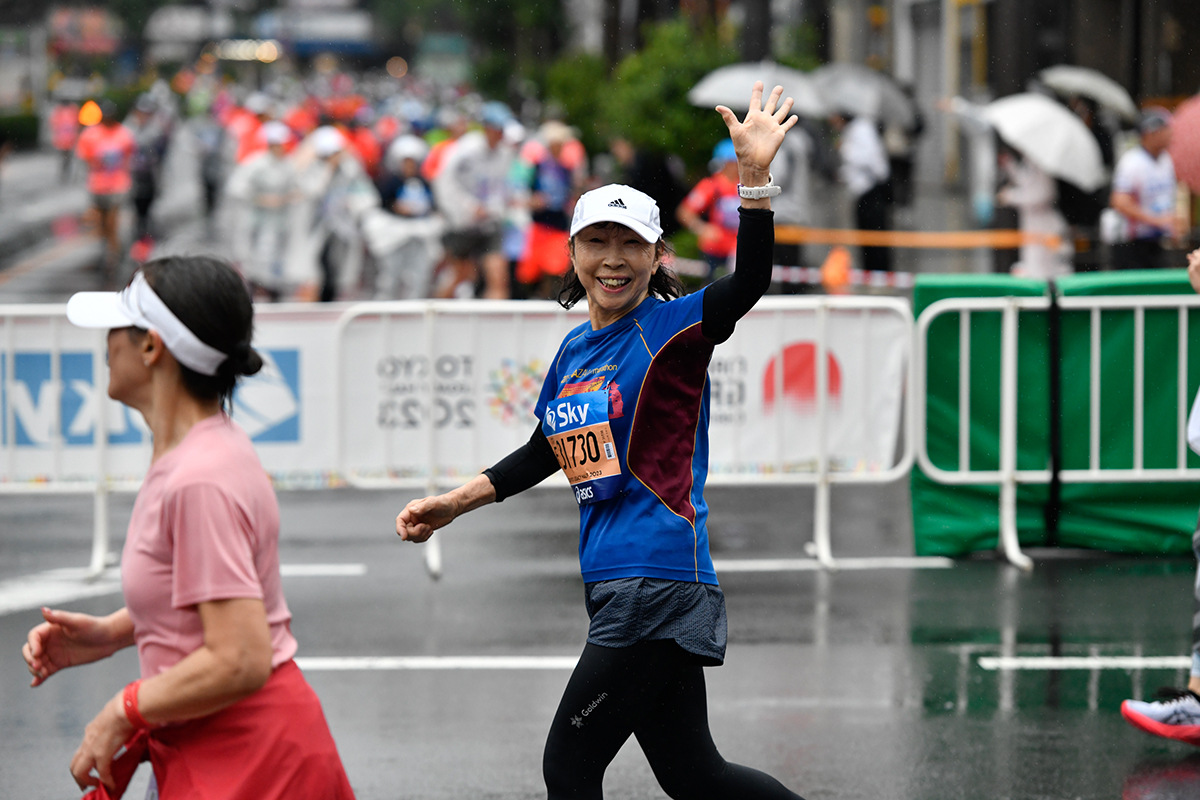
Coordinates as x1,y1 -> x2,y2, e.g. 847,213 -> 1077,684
543,399 -> 592,432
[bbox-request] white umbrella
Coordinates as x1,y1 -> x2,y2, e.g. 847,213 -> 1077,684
813,62 -> 916,128
1038,65 -> 1139,123
980,93 -> 1106,192
688,61 -> 827,118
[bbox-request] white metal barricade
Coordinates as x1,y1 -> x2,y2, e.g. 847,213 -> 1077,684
0,306 -> 142,579
1,296 -> 940,584
334,297 -> 940,573
915,294 -> 1200,571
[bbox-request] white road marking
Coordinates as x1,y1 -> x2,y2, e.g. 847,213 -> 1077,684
295,656 -> 580,671
0,563 -> 367,616
714,557 -> 954,572
978,656 -> 1191,671
0,567 -> 121,616
280,563 -> 367,576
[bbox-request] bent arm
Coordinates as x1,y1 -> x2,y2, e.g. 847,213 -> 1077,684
702,82 -> 795,344
701,208 -> 775,343
1111,191 -> 1165,229
397,425 -> 560,542
134,597 -> 274,725
396,474 -> 497,542
485,424 -> 561,502
71,598 -> 274,790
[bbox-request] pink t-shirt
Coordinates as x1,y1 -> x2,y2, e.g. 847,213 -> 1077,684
121,414 -> 297,678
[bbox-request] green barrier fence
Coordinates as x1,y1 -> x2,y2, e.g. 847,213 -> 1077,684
912,275 -> 1051,557
913,270 -> 1200,558
1056,271 -> 1200,554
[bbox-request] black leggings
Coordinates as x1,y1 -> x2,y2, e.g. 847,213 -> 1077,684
543,640 -> 804,800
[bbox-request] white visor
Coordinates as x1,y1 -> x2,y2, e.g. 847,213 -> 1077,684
66,272 -> 229,376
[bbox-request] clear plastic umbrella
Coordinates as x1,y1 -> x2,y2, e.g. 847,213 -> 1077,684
1037,65 -> 1139,123
812,62 -> 917,128
979,93 -> 1107,192
687,61 -> 827,118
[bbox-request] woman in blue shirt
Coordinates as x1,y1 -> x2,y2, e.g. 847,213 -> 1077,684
396,83 -> 805,800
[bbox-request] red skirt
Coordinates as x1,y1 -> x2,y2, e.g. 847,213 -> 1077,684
148,660 -> 355,799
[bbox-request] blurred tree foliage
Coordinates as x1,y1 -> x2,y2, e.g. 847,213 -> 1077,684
544,19 -> 738,179
544,51 -> 609,154
776,23 -> 824,72
0,114 -> 40,149
106,0 -> 157,43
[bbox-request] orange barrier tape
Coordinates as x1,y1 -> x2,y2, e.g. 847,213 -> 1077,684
775,225 -> 1063,250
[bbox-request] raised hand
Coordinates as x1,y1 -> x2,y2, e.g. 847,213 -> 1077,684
1187,248 -> 1200,294
715,82 -> 798,179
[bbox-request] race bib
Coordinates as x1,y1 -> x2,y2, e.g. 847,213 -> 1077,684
542,390 -> 622,505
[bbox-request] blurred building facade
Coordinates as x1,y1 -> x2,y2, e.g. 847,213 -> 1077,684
843,0 -> 1198,185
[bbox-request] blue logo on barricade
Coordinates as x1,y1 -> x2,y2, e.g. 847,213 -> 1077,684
0,349 -> 301,446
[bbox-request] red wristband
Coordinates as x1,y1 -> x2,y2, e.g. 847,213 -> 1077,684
122,680 -> 153,730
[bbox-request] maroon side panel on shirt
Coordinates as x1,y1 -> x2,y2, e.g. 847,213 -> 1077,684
626,323 -> 713,526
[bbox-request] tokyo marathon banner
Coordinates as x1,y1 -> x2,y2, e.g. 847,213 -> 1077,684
0,300 -> 906,488
334,299 -> 908,482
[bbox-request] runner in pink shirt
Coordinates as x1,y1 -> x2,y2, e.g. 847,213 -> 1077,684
74,100 -> 135,273
22,256 -> 355,800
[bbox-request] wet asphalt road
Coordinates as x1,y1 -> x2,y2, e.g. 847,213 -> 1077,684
4,482 -> 1200,799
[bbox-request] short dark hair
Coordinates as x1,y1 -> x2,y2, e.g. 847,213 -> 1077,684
557,224 -> 685,309
138,256 -> 263,409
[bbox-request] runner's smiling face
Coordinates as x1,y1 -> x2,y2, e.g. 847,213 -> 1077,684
571,222 -> 659,330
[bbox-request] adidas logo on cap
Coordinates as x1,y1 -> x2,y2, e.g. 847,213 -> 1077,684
570,184 -> 663,242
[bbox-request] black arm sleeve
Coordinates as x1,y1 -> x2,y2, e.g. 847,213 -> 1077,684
701,207 -> 775,344
483,423 -> 561,502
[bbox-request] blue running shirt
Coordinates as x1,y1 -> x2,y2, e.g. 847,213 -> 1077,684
535,291 -> 717,585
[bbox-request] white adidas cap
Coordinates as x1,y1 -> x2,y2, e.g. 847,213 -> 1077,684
569,184 -> 662,244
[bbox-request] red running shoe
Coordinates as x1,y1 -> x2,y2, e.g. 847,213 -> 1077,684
1122,688 -> 1200,746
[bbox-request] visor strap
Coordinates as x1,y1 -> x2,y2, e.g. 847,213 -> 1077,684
120,273 -> 229,377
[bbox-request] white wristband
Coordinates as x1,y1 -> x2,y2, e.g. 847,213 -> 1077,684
737,173 -> 781,200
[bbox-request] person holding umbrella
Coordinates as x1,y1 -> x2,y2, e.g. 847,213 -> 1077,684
829,109 -> 891,272
996,145 -> 1072,279
1109,109 -> 1188,270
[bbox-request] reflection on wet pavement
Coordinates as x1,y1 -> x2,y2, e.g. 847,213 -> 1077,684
5,489 -> 1200,799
